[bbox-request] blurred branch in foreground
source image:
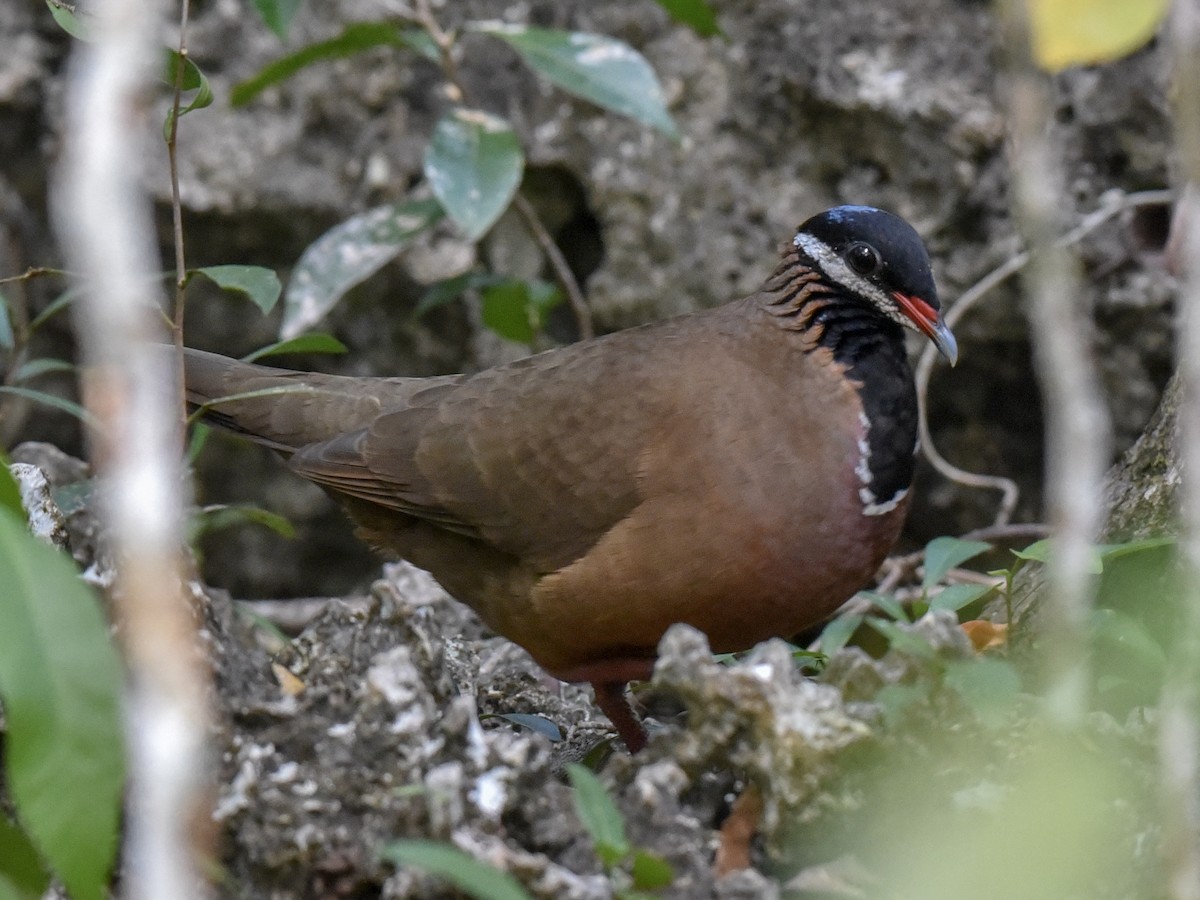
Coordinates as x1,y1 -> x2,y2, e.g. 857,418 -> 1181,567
996,0 -> 1110,725
52,0 -> 213,896
1163,3 -> 1200,897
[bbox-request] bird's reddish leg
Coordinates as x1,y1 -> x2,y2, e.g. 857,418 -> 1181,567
591,681 -> 648,753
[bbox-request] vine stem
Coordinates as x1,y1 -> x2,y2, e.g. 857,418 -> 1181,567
166,0 -> 192,437
914,188 -> 1172,529
512,193 -> 593,339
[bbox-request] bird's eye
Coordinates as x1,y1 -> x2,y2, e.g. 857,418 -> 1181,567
845,242 -> 882,276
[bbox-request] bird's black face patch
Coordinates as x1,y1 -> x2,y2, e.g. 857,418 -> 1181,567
798,205 -> 940,312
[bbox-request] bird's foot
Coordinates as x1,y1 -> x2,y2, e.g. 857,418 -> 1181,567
590,680 -> 648,754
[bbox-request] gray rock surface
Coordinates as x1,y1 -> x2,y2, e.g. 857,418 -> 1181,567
10,461 -> 68,549
207,558 -> 993,898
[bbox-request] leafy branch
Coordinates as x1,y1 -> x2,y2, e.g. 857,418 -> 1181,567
232,3 -> 682,345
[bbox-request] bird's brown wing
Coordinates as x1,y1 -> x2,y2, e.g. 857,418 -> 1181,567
285,381 -> 483,536
287,321 -> 696,571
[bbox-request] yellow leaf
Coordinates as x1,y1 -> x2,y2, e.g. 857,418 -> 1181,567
961,619 -> 1009,652
1026,0 -> 1169,71
272,662 -> 306,696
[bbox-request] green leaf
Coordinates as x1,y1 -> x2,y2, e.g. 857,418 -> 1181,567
396,29 -> 440,62
0,450 -> 25,524
186,423 -> 211,464
1097,535 -> 1176,562
1095,674 -> 1130,695
1090,608 -> 1167,678
580,738 -> 617,771
1012,539 -> 1051,563
28,287 -> 81,333
380,841 -> 533,900
232,22 -> 436,105
0,289 -> 13,350
943,659 -> 1022,727
0,813 -> 52,900
45,1 -> 91,41
923,536 -> 992,588
928,583 -> 996,614
162,50 -> 214,139
189,504 -> 297,543
653,0 -> 720,36
875,682 -> 929,725
0,386 -> 100,431
480,279 -> 563,345
790,646 -> 827,673
252,0 -> 305,39
1012,539 -> 1104,574
868,617 -> 937,660
858,590 -> 910,623
241,333 -> 348,363
474,24 -> 678,137
481,712 -> 563,741
414,271 -> 504,318
819,612 -> 863,656
282,198 -> 443,339
191,265 -> 282,315
1027,0 -> 1169,72
12,359 -> 74,383
630,849 -> 674,890
0,510 -> 124,900
162,50 -> 209,94
566,763 -> 630,867
424,109 -> 524,241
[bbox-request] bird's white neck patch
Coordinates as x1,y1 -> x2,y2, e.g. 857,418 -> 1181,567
855,410 -> 908,516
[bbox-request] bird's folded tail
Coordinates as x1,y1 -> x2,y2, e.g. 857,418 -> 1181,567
180,346 -> 421,455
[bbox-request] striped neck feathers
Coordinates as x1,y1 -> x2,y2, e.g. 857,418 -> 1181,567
760,246 -> 919,516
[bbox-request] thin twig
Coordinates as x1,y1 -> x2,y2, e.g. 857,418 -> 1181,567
915,188 -> 1173,529
943,567 -> 1005,586
959,521 -> 1050,544
0,266 -> 72,285
0,229 -> 34,444
0,236 -> 32,358
413,0 -> 463,102
871,523 -> 1048,597
166,0 -> 191,345
512,193 -> 594,339
165,0 -> 192,452
874,551 -> 922,594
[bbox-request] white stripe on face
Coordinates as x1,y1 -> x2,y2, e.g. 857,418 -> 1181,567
792,232 -> 912,332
